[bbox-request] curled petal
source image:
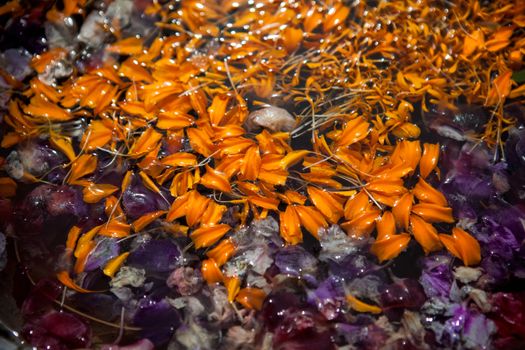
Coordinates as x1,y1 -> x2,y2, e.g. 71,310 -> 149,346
207,238 -> 236,266
341,207 -> 381,238
439,228 -> 481,266
344,191 -> 370,220
81,120 -> 114,152
208,94 -> 230,126
82,183 -> 118,203
157,111 -> 195,130
236,288 -> 266,310
376,211 -> 396,241
413,178 -> 447,206
224,276 -> 241,303
99,219 -> 131,238
346,294 -> 381,314
337,117 -> 370,147
392,193 -> 413,230
307,186 -> 344,224
56,271 -> 94,293
324,4 -> 350,32
410,215 -> 442,254
371,233 -> 411,263
295,205 -> 328,239
282,27 -> 303,53
280,150 -> 309,170
129,128 -> 163,158
50,133 -> 75,162
186,191 -> 211,227
66,226 -> 82,251
201,200 -> 227,226
190,224 -> 231,249
366,178 -> 407,196
240,146 -> 261,181
200,165 -> 232,193
68,154 -> 97,185
391,140 -> 421,173
248,195 -> 280,210
280,205 -> 302,244
103,252 -> 130,278
132,210 -> 166,232
161,152 -> 197,167
420,143 -> 440,179
201,258 -> 223,284
412,203 -> 454,223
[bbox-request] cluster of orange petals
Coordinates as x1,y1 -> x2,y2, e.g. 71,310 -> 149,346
2,0 -> 523,311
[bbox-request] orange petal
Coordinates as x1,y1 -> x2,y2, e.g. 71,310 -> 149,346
324,4 -> 350,32
346,294 -> 382,314
462,29 -> 485,57
56,271 -> 94,293
129,128 -> 163,158
485,26 -> 513,52
200,165 -> 232,193
99,219 -> 131,238
106,37 -> 144,55
68,154 -> 97,185
24,95 -> 71,121
439,228 -> 481,266
411,203 -> 454,223
166,192 -> 190,222
344,191 -> 370,220
224,276 -> 241,303
282,27 -> 303,53
103,252 -> 130,278
280,150 -> 309,170
337,117 -> 370,147
157,111 -> 195,130
391,140 -> 421,173
161,152 -> 197,167
419,143 -> 440,179
371,233 -> 411,263
66,226 -> 82,251
81,120 -> 114,151
187,127 -> 214,157
186,191 -> 211,227
82,183 -> 118,203
280,205 -> 302,244
410,215 -> 442,254
132,210 -> 166,232
486,70 -> 513,106
240,146 -> 261,181
49,133 -> 75,162
295,205 -> 328,239
366,178 -> 407,196
190,224 -> 231,249
73,240 -> 96,274
413,178 -> 447,206
341,207 -> 381,238
307,186 -> 344,224
201,258 -> 224,284
208,94 -> 230,126
207,238 -> 236,266
376,211 -> 396,241
248,195 -> 280,211
201,200 -> 227,226
236,287 -> 266,310
392,193 -> 413,231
